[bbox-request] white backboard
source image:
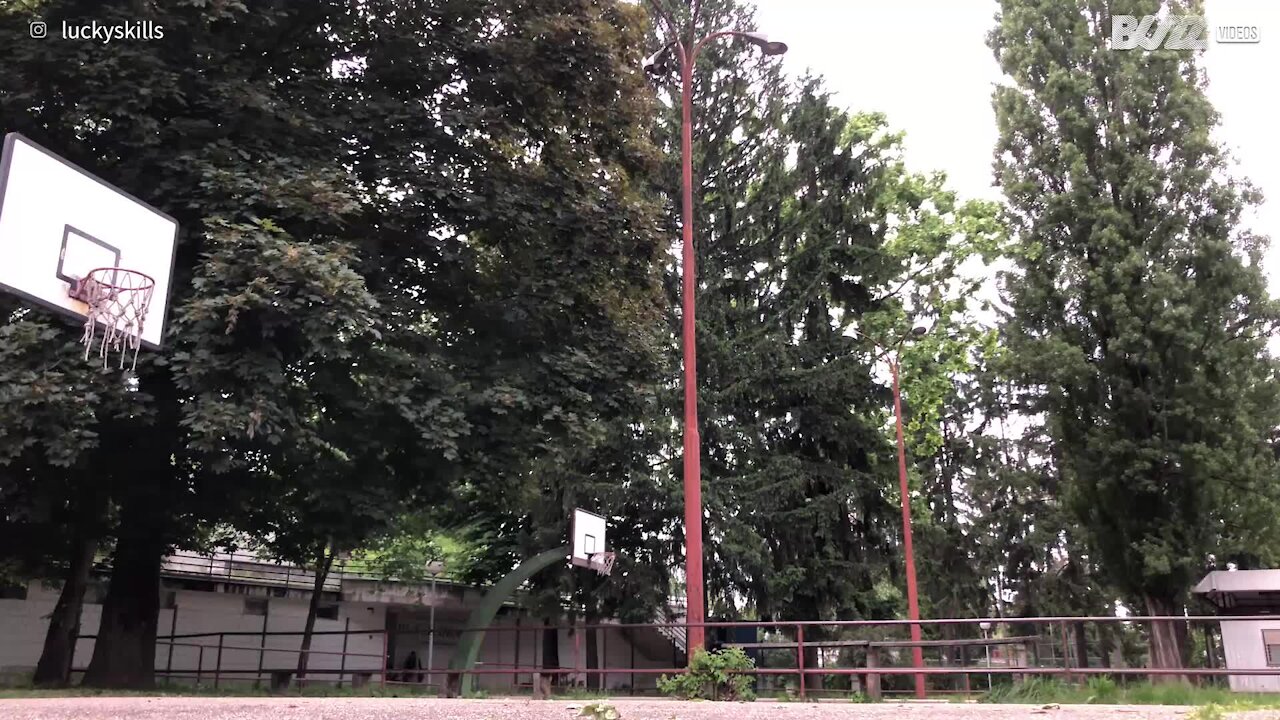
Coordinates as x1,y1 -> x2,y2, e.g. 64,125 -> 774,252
570,508 -> 607,568
0,133 -> 178,348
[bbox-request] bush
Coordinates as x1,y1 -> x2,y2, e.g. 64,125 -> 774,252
658,648 -> 756,701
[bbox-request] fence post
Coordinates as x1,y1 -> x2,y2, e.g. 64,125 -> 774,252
797,624 -> 805,701
1059,620 -> 1070,684
339,617 -> 351,688
197,646 -> 204,686
215,633 -> 224,689
866,645 -> 881,701
166,606 -> 179,681
258,611 -> 269,687
960,643 -> 970,694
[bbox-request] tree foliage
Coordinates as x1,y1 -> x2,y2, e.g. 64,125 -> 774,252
991,0 -> 1280,665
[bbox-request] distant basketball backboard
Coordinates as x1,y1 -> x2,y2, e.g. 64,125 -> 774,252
0,133 -> 177,349
570,508 -> 607,569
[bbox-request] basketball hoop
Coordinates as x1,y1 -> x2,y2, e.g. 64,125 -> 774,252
587,551 -> 616,577
69,267 -> 155,370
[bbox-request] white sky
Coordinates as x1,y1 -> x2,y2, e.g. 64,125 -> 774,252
751,0 -> 1280,296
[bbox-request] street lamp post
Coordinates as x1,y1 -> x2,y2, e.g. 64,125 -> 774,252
855,325 -> 927,699
644,2 -> 787,657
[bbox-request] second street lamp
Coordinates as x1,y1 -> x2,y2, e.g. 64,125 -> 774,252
853,325 -> 928,699
645,1 -> 787,657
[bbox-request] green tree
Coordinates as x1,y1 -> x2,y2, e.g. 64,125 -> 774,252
1,0 -> 676,689
649,0 -> 1004,634
990,0 -> 1280,668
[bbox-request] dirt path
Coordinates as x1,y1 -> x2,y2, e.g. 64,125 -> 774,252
0,697 -> 1211,720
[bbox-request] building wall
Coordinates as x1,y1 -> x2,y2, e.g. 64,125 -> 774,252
1219,620 -> 1280,692
0,581 -> 386,685
1,579 -> 678,692
388,611 -> 674,692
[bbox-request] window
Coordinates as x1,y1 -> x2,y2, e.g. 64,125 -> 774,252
1264,630 -> 1280,667
244,598 -> 269,617
317,604 -> 340,621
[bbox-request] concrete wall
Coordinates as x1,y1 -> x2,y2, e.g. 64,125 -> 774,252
0,581 -> 385,685
1220,620 -> 1280,692
1,580 -> 679,692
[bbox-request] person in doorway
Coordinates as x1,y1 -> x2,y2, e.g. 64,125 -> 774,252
403,650 -> 423,683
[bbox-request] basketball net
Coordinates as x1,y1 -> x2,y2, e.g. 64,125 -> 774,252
588,551 -> 616,577
73,268 -> 155,371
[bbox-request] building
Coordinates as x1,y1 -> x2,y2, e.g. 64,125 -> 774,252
1193,569 -> 1280,692
0,550 -> 684,691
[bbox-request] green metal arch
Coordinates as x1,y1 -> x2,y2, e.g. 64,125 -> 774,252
446,544 -> 571,696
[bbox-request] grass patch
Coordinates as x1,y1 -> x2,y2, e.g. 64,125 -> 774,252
983,677 -> 1280,709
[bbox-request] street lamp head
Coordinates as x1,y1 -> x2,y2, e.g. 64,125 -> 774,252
643,44 -> 678,77
740,31 -> 789,56
910,326 -> 928,337
979,621 -> 992,632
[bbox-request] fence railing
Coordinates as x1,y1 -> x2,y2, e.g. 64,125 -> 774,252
61,615 -> 1280,699
152,551 -> 466,592
442,615 -> 1280,700
71,629 -> 389,690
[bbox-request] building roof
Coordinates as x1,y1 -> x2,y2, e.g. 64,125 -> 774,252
1193,570 -> 1280,612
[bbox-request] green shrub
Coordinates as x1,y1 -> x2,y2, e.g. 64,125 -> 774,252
658,648 -> 756,701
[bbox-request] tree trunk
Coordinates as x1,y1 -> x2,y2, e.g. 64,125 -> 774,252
586,613 -> 600,691
82,524 -> 166,689
295,546 -> 336,683
33,531 -> 98,686
1143,594 -> 1186,683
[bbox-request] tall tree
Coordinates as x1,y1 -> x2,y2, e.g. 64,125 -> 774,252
1,0 -> 674,688
991,0 -> 1280,669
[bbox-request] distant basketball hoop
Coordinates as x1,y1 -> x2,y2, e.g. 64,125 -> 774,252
69,267 -> 155,370
587,551 -> 616,577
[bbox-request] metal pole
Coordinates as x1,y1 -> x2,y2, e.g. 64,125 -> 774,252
339,617 -> 350,688
679,43 -> 706,658
166,605 -> 178,680
427,575 -> 437,689
258,610 -> 268,687
892,359 -> 925,698
381,628 -> 389,689
983,627 -> 992,689
215,633 -> 224,689
197,645 -> 204,686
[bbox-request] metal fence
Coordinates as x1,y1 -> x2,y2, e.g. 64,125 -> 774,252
71,629 -> 389,690
155,551 -> 465,593
62,614 -> 1280,698
446,615 -> 1280,700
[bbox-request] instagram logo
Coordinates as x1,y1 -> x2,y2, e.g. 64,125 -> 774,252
30,20 -> 47,38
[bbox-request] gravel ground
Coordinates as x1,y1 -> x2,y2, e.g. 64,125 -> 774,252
0,697 -> 1213,720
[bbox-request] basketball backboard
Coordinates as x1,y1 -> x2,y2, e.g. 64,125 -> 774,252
570,508 -> 607,569
0,133 -> 178,348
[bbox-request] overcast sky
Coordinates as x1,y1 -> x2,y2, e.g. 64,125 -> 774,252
750,0 -> 1280,295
